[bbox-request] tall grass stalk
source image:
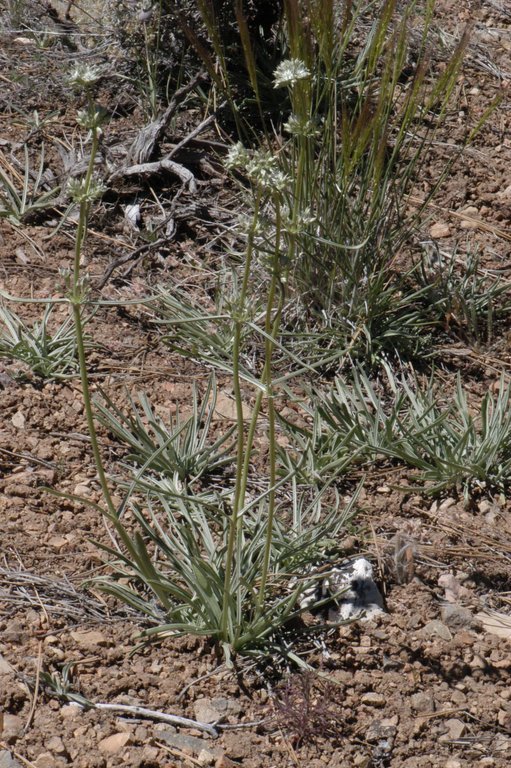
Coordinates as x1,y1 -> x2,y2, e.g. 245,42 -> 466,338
190,0 -> 476,360
66,65 -> 116,520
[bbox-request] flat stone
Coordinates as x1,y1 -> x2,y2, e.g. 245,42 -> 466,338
439,718 -> 466,742
410,692 -> 436,713
194,698 -> 226,724
441,603 -> 473,630
33,754 -> 62,768
158,729 -> 222,759
98,732 -> 131,754
420,620 -> 452,641
61,704 -> 81,719
70,630 -> 109,649
459,206 -> 480,229
361,692 -> 386,707
45,736 -> 66,755
0,715 -> 23,743
0,751 -> 23,768
11,412 -> 25,429
430,222 -> 451,238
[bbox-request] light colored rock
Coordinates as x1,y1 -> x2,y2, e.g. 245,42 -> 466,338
98,732 -> 131,754
213,392 -> 251,422
0,751 -> 23,768
441,718 -> 466,741
420,620 -> 452,641
298,558 -> 385,621
197,748 -> 216,766
430,222 -> 451,238
45,736 -> 66,755
47,536 -> 68,551
0,655 -> 15,675
194,699 -> 225,724
0,714 -> 23,743
441,603 -> 473,630
410,692 -> 436,713
497,184 -> 511,202
460,206 -> 480,229
361,692 -> 386,707
61,704 -> 81,719
11,412 -> 25,429
70,630 -> 108,649
33,754 -> 56,768
158,729 -> 222,759
73,483 -> 92,496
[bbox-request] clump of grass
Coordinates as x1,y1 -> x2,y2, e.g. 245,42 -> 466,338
0,143 -> 61,226
416,246 -> 509,345
184,0 -> 479,363
0,304 -> 82,380
291,364 -> 511,497
95,373 -> 236,489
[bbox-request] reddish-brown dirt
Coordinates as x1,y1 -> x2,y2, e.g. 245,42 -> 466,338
1,2 -> 510,767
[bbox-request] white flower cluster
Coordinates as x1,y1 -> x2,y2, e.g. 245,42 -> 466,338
283,114 -> 319,138
225,143 -> 289,194
68,64 -> 103,89
67,176 -> 106,204
273,59 -> 310,88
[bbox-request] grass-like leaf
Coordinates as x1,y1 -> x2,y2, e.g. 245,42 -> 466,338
95,373 -> 235,488
0,304 -> 81,380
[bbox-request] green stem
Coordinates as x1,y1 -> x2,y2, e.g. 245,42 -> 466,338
220,189 -> 262,642
255,202 -> 284,612
70,104 -> 116,519
72,302 -> 116,517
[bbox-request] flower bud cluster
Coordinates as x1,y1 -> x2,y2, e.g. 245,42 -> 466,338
67,176 -> 106,204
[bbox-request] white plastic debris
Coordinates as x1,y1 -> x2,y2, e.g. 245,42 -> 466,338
328,558 -> 385,620
298,557 -> 385,621
124,203 -> 141,231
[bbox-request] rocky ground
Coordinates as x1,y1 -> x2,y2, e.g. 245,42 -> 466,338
0,2 -> 511,767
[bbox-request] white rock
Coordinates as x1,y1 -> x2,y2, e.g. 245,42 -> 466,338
11,412 -> 25,429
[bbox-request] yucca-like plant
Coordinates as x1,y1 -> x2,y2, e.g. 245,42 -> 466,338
95,374 -> 236,488
52,56 -> 363,665
416,247 -> 509,344
91,484 -> 358,659
0,143 -> 61,225
0,304 -> 82,380
296,365 -> 511,496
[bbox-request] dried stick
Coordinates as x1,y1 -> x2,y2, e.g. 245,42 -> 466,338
127,71 -> 207,165
83,701 -> 218,738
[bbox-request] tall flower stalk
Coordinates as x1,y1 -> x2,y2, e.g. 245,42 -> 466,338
66,66 -> 116,518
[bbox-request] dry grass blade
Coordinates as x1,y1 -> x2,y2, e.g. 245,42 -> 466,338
0,566 -> 136,623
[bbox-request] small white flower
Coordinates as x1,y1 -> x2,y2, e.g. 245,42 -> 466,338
282,205 -> 316,234
67,176 -> 106,203
76,106 -> 105,130
246,151 -> 289,193
283,114 -> 319,138
225,141 -> 249,170
68,64 -> 102,89
273,59 -> 310,88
